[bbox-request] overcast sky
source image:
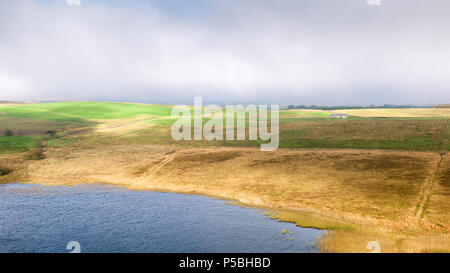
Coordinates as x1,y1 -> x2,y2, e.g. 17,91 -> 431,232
0,0 -> 449,105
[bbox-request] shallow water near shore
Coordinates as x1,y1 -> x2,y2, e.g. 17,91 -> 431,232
0,183 -> 322,253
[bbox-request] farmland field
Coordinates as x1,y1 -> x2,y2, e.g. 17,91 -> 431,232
330,108 -> 450,118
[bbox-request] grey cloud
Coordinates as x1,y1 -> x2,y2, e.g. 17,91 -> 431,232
0,0 -> 449,105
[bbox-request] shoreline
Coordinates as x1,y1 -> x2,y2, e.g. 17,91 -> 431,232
12,180 -> 338,252
1,181 -> 323,253
1,145 -> 449,252
13,178 -> 437,253
11,177 -> 425,253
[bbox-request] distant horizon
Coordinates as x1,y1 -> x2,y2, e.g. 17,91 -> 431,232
0,98 -> 445,109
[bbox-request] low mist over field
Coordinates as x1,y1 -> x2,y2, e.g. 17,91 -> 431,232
1,0 -> 450,104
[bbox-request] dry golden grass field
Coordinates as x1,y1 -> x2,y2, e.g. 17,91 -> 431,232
330,108 -> 450,118
1,143 -> 449,252
0,102 -> 449,252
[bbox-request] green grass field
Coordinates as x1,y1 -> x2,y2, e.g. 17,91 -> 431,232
0,136 -> 38,153
0,101 -> 172,120
0,102 -> 449,152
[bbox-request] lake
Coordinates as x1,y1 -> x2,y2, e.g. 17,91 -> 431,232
0,183 -> 322,253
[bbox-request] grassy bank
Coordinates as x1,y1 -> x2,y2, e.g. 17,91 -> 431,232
1,144 -> 448,252
1,102 -> 449,252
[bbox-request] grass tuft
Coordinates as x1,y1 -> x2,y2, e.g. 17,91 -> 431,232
0,165 -> 12,175
25,148 -> 46,160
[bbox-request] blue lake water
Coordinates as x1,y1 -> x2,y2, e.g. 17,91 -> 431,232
0,183 -> 322,253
